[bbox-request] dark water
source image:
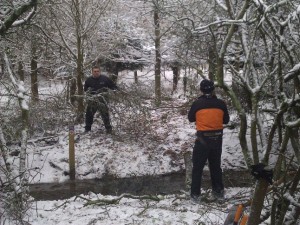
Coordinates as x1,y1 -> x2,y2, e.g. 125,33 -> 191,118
29,170 -> 253,201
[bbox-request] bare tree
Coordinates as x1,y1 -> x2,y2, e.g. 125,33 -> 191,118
0,1 -> 39,223
153,2 -> 162,106
168,0 -> 300,224
195,1 -> 300,224
41,0 -> 114,122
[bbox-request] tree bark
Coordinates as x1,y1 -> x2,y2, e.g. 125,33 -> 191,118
18,61 -> 24,81
74,0 -> 84,122
208,44 -> 216,80
30,41 -> 39,102
250,95 -> 259,164
154,7 -> 161,106
70,77 -> 77,105
110,63 -> 119,84
247,179 -> 269,225
76,49 -> 84,122
171,65 -> 179,93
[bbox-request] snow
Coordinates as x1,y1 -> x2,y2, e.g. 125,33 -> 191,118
27,188 -> 252,225
3,69 -> 250,225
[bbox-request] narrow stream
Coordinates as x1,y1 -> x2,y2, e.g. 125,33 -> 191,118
29,170 -> 253,200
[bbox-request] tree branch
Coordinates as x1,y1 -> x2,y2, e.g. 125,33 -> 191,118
0,0 -> 38,36
77,193 -> 162,207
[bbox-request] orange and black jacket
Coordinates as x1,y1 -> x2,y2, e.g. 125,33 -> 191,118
188,95 -> 229,132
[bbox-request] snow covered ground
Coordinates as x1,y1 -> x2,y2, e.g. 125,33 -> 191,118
27,188 -> 252,225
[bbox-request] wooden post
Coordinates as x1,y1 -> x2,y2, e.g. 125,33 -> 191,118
134,70 -> 138,83
69,125 -> 75,180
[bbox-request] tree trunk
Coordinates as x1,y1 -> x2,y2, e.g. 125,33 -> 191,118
70,77 -> 77,105
275,167 -> 300,225
110,64 -> 119,83
18,61 -> 24,81
76,59 -> 84,123
74,0 -> 84,122
216,58 -> 252,167
154,7 -> 161,106
208,44 -> 216,80
0,55 -> 4,79
183,68 -> 187,96
247,179 -> 269,225
75,25 -> 84,122
30,42 -> 39,102
171,65 -> 179,93
4,52 -> 30,217
250,95 -> 259,164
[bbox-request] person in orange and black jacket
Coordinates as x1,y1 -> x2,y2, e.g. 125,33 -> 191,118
188,79 -> 229,203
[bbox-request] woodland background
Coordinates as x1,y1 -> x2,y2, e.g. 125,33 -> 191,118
1,1 -> 300,225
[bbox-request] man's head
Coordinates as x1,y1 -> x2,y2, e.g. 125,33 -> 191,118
92,66 -> 101,78
200,79 -> 215,94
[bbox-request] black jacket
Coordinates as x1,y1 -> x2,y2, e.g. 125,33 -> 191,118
84,75 -> 117,94
188,94 -> 229,131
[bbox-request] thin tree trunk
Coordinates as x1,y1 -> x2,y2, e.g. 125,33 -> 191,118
275,167 -> 300,225
265,128 -> 290,224
70,77 -> 77,105
154,7 -> 161,106
74,0 -> 84,122
31,42 -> 39,102
251,95 -> 259,164
217,59 -> 252,167
4,53 -> 29,217
172,65 -> 179,93
18,61 -> 24,81
208,44 -> 216,80
110,63 -> 119,83
247,179 -> 269,225
76,52 -> 84,122
0,55 -> 4,79
0,128 -> 9,171
183,68 -> 187,96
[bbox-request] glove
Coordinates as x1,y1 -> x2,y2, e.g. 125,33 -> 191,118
251,163 -> 273,184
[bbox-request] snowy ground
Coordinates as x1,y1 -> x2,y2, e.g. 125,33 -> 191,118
27,188 -> 252,225
3,69 -> 253,225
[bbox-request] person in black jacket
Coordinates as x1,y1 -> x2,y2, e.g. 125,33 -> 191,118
188,79 -> 230,203
84,66 -> 117,133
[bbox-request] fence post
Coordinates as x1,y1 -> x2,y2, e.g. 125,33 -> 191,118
69,125 -> 75,180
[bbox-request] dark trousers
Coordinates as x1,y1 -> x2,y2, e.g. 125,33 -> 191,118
85,102 -> 112,131
190,133 -> 224,196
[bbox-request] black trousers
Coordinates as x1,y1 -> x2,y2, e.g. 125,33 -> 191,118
85,101 -> 112,131
190,133 -> 224,196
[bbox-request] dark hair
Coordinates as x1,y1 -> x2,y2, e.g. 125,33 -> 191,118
92,65 -> 100,70
200,79 -> 215,93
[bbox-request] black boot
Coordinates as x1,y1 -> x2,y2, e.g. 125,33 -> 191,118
85,126 -> 91,133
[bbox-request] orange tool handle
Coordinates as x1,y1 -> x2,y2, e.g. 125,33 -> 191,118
240,214 -> 249,225
234,204 -> 244,223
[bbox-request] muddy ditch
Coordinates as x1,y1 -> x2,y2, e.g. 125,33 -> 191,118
29,170 -> 254,201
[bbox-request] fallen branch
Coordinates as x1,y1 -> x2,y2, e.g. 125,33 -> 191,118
28,136 -> 59,144
76,193 -> 162,207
